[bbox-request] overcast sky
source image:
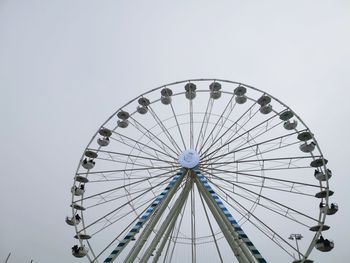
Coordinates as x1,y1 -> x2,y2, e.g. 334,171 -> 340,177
0,1 -> 349,262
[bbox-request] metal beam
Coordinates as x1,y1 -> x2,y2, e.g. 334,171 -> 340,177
103,170 -> 185,263
195,170 -> 267,263
151,205 -> 181,263
123,170 -> 187,263
195,175 -> 249,263
141,176 -> 193,262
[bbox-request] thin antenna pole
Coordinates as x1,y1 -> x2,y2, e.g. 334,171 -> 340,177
5,253 -> 11,263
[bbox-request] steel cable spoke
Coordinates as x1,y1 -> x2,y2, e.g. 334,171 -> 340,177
198,94 -> 236,154
111,130 -> 176,161
195,96 -> 213,151
202,170 -> 318,222
148,105 -> 183,153
200,166 -> 322,189
201,109 -> 282,161
205,176 -> 313,227
200,100 -> 258,157
129,116 -> 179,157
170,102 -> 187,150
89,148 -> 177,165
74,169 -> 176,203
202,128 -> 300,165
79,174 -> 177,232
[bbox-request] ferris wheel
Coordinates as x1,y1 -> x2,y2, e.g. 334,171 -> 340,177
66,79 -> 337,263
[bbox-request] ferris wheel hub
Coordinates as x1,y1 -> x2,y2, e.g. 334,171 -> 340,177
178,149 -> 200,168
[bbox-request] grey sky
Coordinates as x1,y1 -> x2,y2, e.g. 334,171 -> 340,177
0,0 -> 349,262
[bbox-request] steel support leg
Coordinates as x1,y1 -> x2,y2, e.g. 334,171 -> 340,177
195,170 -> 266,263
195,175 -> 249,263
103,170 -> 185,263
151,208 -> 178,263
124,170 -> 187,263
141,177 -> 193,262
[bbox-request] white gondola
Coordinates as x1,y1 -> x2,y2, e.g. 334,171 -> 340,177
321,203 -> 338,215
82,158 -> 95,170
117,119 -> 129,128
279,110 -> 294,121
315,189 -> 334,198
137,97 -> 150,114
185,83 -> 196,92
309,224 -> 330,232
310,158 -> 328,168
314,169 -> 332,181
161,87 -> 173,97
210,90 -> 221,99
138,97 -> 150,107
283,120 -> 298,130
97,137 -> 110,147
161,88 -> 172,105
185,83 -> 196,100
137,105 -> 148,114
257,95 -> 271,106
99,127 -> 112,137
161,96 -> 172,105
293,260 -> 314,263
116,110 -> 130,128
300,141 -> 316,153
297,131 -> 313,141
71,186 -> 85,196
209,82 -> 222,99
260,104 -> 272,114
235,95 -> 247,104
72,245 -> 89,258
71,203 -> 85,211
75,175 -> 89,183
75,233 -> 91,240
117,110 -> 130,120
66,215 -> 81,226
85,150 -> 98,158
209,82 -> 221,91
315,237 -> 334,252
327,203 -> 339,215
234,85 -> 246,96
186,91 -> 196,100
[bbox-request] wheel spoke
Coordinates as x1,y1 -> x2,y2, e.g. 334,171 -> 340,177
148,105 -> 183,153
111,130 -> 176,161
201,167 -> 322,189
198,93 -> 236,154
129,116 -> 179,157
170,102 -> 187,150
202,170 -> 319,222
195,96 -> 214,151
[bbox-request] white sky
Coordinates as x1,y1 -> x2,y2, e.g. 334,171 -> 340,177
0,0 -> 349,262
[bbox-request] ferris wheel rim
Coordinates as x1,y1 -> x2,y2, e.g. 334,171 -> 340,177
69,78 -> 334,263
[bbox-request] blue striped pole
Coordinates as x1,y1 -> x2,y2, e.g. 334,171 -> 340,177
141,177 -> 193,262
195,170 -> 267,263
103,170 -> 184,263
